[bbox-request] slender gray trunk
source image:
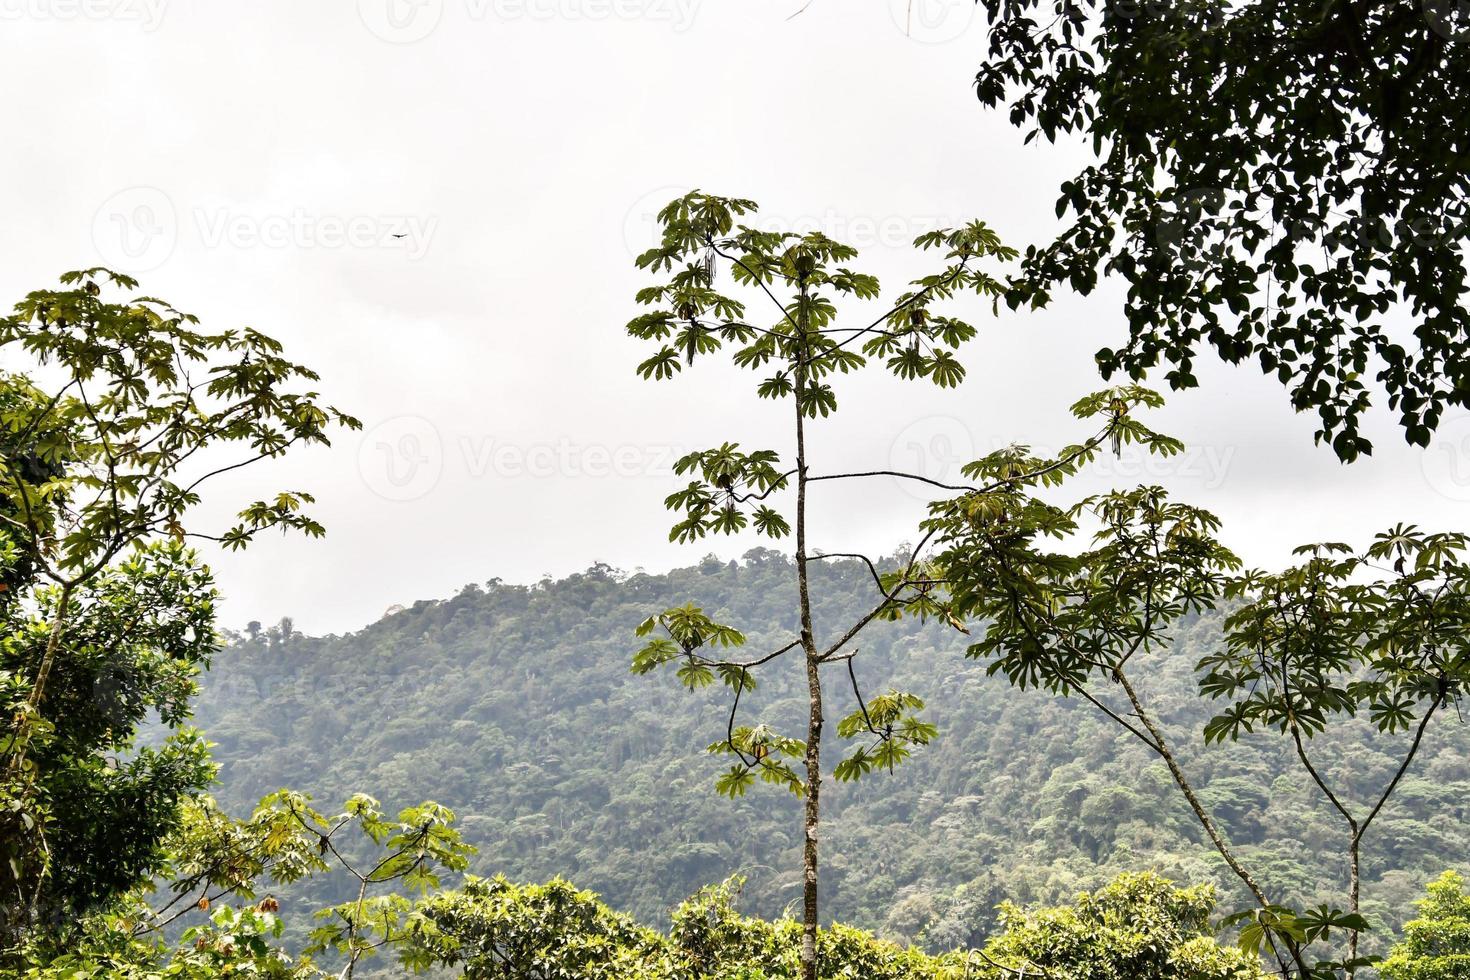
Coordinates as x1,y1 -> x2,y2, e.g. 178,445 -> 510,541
793,295 -> 822,980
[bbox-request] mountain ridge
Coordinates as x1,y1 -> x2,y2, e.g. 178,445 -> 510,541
190,550 -> 1470,954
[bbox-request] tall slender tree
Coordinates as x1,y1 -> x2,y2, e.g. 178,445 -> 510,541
626,191 -> 1160,980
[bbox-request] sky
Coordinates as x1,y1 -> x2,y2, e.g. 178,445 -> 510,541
2,0 -> 1467,636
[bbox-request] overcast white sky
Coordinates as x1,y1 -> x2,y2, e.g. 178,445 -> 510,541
2,0 -> 1467,635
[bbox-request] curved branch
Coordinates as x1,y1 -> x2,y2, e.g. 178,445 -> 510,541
809,470 -> 976,493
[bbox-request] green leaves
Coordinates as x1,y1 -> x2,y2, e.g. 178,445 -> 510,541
0,269 -> 359,578
1200,527 -> 1470,748
628,192 -> 1020,414
0,271 -> 359,937
631,605 -> 748,692
927,387 -> 1234,702
975,0 -> 1470,459
1380,871 -> 1470,980
710,726 -> 805,797
663,445 -> 791,543
833,691 -> 936,783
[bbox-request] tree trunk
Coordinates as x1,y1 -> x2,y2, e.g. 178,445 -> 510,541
793,311 -> 822,980
1113,668 -> 1312,978
7,582 -> 73,781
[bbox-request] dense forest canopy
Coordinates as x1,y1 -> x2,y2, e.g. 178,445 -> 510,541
187,553 -> 1470,959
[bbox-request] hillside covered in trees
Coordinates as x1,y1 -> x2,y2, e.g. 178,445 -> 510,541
192,551 -> 1470,956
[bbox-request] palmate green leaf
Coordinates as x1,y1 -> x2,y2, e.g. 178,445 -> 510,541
833,748 -> 873,783
669,516 -> 707,544
887,348 -> 929,380
710,505 -> 746,535
636,347 -> 682,380
631,638 -> 679,675
756,374 -> 793,400
928,351 -> 965,388
751,506 -> 790,539
715,766 -> 755,798
800,384 -> 837,418
716,664 -> 755,692
676,661 -> 715,690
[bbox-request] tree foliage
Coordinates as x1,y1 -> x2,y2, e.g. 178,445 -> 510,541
0,269 -> 358,952
1379,871 -> 1470,980
932,469 -> 1470,975
974,0 -> 1470,459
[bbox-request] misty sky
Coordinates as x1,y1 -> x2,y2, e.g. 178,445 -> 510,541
3,0 -> 1467,635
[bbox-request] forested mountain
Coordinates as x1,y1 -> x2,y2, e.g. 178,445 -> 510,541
189,550 -> 1470,957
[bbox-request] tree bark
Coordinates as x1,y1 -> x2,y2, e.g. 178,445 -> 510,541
1113,668 -> 1312,977
7,582 -> 73,781
793,297 -> 822,980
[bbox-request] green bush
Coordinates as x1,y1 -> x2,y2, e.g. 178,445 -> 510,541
1380,871 -> 1470,980
411,872 -> 1259,980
